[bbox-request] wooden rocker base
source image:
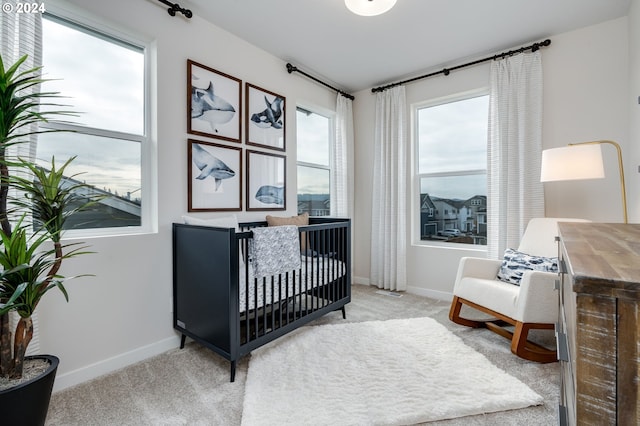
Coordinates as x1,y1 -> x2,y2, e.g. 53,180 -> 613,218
449,295 -> 557,363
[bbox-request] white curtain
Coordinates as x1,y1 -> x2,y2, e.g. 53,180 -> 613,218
1,4 -> 42,163
487,51 -> 545,259
1,5 -> 43,355
331,94 -> 354,218
370,86 -> 407,291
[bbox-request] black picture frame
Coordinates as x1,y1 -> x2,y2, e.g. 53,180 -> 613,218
188,59 -> 242,143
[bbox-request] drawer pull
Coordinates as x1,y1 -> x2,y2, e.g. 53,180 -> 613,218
558,259 -> 567,274
558,405 -> 568,426
556,332 -> 569,362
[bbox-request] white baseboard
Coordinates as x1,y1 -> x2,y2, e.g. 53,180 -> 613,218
352,278 -> 453,302
406,286 -> 453,302
52,336 -> 181,392
352,275 -> 370,285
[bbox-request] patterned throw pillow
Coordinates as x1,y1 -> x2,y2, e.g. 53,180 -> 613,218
496,248 -> 558,285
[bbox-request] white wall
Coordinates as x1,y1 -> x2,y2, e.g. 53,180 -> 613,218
542,18 -> 629,222
37,0 -> 336,391
353,17 -> 630,299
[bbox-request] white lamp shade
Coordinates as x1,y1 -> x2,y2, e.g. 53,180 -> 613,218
345,0 -> 397,16
540,144 -> 605,182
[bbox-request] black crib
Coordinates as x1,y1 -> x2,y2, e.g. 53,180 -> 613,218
172,217 -> 351,381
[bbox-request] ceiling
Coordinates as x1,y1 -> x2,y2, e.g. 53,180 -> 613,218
184,0 -> 631,94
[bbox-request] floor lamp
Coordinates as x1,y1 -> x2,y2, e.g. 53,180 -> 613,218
540,140 -> 628,224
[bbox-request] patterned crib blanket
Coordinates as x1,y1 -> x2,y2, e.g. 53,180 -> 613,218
249,225 -> 301,280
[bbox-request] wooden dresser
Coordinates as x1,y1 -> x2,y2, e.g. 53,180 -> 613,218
557,222 -> 640,425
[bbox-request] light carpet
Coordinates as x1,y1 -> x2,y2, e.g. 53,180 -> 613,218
242,317 -> 543,426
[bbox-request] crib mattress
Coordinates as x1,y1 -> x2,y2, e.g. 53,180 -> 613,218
239,255 -> 346,313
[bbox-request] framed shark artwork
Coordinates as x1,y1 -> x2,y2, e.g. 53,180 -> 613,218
188,59 -> 242,143
188,139 -> 242,211
246,150 -> 286,211
246,83 -> 286,151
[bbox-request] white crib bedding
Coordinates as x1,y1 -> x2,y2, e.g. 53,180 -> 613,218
238,255 -> 346,313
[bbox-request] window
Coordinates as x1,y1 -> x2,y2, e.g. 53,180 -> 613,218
416,93 -> 489,245
38,13 -> 149,234
296,107 -> 333,216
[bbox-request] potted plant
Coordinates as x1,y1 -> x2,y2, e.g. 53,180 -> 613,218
0,53 -> 98,424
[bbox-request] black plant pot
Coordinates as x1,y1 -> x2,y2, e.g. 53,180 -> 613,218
0,354 -> 59,426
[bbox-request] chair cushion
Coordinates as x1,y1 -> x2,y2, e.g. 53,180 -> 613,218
455,277 -> 520,319
497,248 -> 558,285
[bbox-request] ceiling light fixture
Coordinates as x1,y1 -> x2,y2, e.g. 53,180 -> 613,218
345,0 -> 397,16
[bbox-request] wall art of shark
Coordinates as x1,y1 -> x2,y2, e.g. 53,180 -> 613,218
255,185 -> 284,205
192,143 -> 235,191
191,81 -> 236,133
250,96 -> 284,130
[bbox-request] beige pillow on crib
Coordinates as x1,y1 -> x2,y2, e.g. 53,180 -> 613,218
266,212 -> 309,251
265,212 -> 309,227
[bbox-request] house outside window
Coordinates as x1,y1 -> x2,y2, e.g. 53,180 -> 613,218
296,106 -> 333,216
38,12 -> 150,235
416,92 -> 489,245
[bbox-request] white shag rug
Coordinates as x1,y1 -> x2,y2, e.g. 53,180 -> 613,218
242,317 -> 543,426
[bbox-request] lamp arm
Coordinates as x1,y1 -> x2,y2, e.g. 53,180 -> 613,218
569,140 -> 627,224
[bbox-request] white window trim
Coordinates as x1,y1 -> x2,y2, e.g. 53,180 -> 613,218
410,89 -> 488,251
41,1 -> 157,239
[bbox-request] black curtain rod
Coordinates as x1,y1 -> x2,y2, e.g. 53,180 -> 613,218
371,39 -> 551,93
156,0 -> 193,18
286,63 -> 355,101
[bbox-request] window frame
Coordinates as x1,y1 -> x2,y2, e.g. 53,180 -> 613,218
39,6 -> 155,238
295,104 -> 335,217
411,89 -> 489,250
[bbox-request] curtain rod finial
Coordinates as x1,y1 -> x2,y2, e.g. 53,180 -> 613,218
159,0 -> 192,18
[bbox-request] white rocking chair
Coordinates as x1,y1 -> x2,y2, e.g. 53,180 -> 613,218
449,217 -> 589,363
